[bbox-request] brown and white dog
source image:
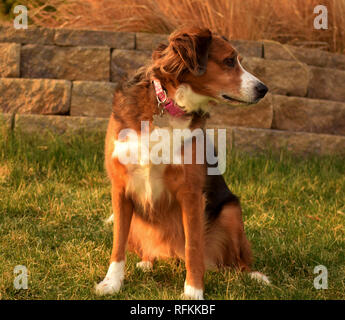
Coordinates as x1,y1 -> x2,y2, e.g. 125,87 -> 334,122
95,27 -> 269,299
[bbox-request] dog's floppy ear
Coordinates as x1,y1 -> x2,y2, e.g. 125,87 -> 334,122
169,27 -> 212,76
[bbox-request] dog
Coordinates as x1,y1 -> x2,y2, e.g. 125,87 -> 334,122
95,27 -> 269,299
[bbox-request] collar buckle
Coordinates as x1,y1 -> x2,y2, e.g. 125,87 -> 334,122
152,78 -> 185,118
156,89 -> 167,104
156,89 -> 167,116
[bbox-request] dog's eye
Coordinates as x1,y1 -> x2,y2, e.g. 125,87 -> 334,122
224,57 -> 236,68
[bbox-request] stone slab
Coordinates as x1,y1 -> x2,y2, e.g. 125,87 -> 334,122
21,45 -> 110,81
231,127 -> 345,156
15,114 -> 108,136
208,93 -> 273,129
264,41 -> 345,71
272,95 -> 345,136
242,57 -> 310,97
0,26 -> 55,45
70,81 -> 117,118
136,33 -> 168,51
111,49 -> 151,82
0,43 -> 20,77
54,29 -> 135,49
0,78 -> 71,115
308,66 -> 345,103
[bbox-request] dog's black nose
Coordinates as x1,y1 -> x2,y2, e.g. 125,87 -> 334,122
255,82 -> 268,99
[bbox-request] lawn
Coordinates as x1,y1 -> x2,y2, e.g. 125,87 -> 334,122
0,124 -> 344,300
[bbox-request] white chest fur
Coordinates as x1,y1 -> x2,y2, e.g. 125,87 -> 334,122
112,115 -> 191,209
125,162 -> 166,209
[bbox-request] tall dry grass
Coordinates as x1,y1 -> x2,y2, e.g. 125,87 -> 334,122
27,0 -> 345,53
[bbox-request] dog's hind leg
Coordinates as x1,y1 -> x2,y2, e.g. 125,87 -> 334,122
126,216 -> 155,272
136,255 -> 154,272
205,202 -> 252,270
104,213 -> 154,271
209,202 -> 270,285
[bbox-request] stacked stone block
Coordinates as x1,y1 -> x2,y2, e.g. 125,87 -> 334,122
1,26 -> 345,155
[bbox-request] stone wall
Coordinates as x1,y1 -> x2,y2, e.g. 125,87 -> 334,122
1,26 -> 345,155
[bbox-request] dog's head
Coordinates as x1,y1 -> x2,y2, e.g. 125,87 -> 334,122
152,27 -> 268,113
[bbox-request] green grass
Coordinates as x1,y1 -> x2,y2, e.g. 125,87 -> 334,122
0,124 -> 344,300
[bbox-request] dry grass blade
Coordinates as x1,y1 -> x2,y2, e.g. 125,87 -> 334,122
26,0 -> 345,52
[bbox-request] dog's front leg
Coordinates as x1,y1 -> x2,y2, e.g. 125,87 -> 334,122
95,183 -> 133,296
177,190 -> 205,300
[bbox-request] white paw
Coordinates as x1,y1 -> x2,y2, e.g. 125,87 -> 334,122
95,276 -> 123,295
250,271 -> 271,285
95,261 -> 125,296
182,282 -> 204,300
136,261 -> 153,272
104,213 -> 114,225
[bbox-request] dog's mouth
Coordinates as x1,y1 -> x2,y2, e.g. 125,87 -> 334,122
221,94 -> 252,106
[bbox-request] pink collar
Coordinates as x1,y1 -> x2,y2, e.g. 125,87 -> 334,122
152,79 -> 186,117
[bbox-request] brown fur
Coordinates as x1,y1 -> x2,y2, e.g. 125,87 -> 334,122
104,26 -> 256,291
